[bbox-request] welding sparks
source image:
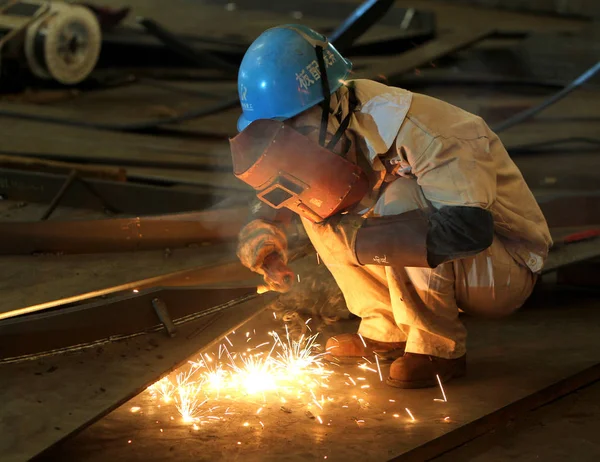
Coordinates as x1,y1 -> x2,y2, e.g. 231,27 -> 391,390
436,374 -> 448,402
357,334 -> 367,348
202,363 -> 227,394
272,328 -> 326,379
143,326 -> 419,433
405,408 -> 416,422
230,352 -> 277,395
175,374 -> 204,423
148,377 -> 175,403
358,363 -> 377,373
375,355 -> 383,382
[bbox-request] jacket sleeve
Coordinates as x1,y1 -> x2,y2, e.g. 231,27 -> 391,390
409,133 -> 497,209
354,134 -> 497,267
354,205 -> 494,267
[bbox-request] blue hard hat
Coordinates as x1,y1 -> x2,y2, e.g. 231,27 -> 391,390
237,24 -> 352,132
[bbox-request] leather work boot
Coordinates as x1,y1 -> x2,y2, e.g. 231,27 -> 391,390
325,333 -> 406,364
387,353 -> 466,389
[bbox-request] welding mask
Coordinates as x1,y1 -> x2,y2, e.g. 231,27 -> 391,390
230,119 -> 368,223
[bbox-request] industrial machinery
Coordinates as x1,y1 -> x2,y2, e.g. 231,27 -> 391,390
0,0 -> 101,84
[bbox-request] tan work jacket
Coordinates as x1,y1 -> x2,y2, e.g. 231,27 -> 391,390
334,79 -> 552,273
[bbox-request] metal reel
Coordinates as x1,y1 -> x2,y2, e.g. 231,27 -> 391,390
24,4 -> 101,85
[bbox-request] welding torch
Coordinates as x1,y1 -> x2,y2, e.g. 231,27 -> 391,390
257,252 -> 296,294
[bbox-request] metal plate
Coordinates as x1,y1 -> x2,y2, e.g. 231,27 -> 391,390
0,286 -> 257,361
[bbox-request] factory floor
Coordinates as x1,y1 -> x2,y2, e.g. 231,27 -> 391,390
436,380 -> 600,462
34,286 -> 600,462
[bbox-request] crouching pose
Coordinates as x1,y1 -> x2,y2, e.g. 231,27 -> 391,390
230,25 -> 552,388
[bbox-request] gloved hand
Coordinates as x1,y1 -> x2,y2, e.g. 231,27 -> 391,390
237,219 -> 295,293
258,252 -> 295,293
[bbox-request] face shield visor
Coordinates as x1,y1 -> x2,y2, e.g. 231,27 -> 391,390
230,119 -> 368,223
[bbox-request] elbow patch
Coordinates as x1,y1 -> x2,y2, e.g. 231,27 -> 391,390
427,206 -> 494,267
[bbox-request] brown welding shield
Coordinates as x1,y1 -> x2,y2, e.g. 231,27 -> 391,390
230,119 -> 369,223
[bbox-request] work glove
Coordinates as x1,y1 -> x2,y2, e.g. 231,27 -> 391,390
314,213 -> 365,267
316,209 -> 432,268
237,219 -> 295,293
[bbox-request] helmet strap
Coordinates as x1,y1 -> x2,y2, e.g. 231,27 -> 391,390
314,46 -> 358,159
326,83 -> 358,158
315,45 -> 331,147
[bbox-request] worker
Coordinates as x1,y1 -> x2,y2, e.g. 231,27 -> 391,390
230,25 -> 552,389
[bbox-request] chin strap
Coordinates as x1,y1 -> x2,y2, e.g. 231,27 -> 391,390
315,45 -> 358,158
326,84 -> 358,157
315,45 -> 331,148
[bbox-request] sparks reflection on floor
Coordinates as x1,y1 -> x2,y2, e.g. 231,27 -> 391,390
141,317 -> 451,438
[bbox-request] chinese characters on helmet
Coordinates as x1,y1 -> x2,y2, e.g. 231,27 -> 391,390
296,50 -> 338,90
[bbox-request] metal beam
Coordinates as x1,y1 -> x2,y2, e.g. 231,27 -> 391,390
0,207 -> 248,255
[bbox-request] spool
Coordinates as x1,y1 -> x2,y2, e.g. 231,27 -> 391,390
24,3 -> 101,85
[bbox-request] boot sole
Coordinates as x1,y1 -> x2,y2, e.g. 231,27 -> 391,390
385,362 -> 467,389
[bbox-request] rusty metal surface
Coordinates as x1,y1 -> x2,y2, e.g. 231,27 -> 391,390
0,245 -> 239,320
0,168 -> 232,215
0,240 -> 310,321
0,189 -> 596,256
0,286 -> 257,362
0,244 -> 312,361
0,154 -> 127,181
0,207 -> 248,255
0,292 -> 277,462
30,291 -> 600,462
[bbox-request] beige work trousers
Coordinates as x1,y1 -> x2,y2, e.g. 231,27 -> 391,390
302,178 -> 537,359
